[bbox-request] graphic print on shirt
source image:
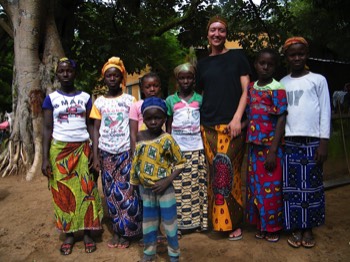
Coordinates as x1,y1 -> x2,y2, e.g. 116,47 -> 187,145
286,90 -> 304,106
55,98 -> 85,123
104,112 -> 124,136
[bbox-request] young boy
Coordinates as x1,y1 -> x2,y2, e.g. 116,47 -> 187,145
281,37 -> 331,248
130,97 -> 185,262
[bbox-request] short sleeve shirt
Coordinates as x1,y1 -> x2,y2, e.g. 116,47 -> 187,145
246,79 -> 287,145
130,133 -> 186,188
42,90 -> 91,142
90,94 -> 135,154
166,92 -> 203,151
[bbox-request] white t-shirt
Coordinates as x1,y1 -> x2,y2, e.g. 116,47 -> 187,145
42,90 -> 91,142
166,92 -> 203,151
90,94 -> 135,154
280,72 -> 331,139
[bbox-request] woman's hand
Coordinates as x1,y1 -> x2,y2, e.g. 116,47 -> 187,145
226,118 -> 242,139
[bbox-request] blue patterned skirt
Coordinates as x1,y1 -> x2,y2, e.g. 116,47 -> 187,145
100,150 -> 143,237
283,137 -> 325,230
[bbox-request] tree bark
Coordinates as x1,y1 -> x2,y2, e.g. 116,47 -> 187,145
0,0 -> 64,180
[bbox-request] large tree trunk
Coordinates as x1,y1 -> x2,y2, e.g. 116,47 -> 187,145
0,0 -> 64,180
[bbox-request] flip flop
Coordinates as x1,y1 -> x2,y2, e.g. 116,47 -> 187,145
157,235 -> 167,244
60,242 -> 74,255
302,230 -> 316,248
177,230 -> 182,240
118,237 -> 130,248
255,231 -> 266,239
107,235 -> 120,248
287,230 -> 302,248
228,228 -> 243,241
265,232 -> 280,243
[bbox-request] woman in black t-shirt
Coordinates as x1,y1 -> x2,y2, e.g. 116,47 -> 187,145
196,15 -> 251,240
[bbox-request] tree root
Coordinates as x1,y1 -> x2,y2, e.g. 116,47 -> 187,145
1,140 -> 21,177
26,136 -> 42,181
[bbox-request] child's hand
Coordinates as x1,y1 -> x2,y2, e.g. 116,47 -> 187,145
93,157 -> 100,172
41,158 -> 52,179
315,140 -> 328,165
152,177 -> 171,194
264,151 -> 277,172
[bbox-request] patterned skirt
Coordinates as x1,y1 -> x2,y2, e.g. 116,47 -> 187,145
201,125 -> 245,232
173,149 -> 208,231
100,150 -> 143,237
246,144 -> 283,232
49,140 -> 103,233
283,137 -> 325,230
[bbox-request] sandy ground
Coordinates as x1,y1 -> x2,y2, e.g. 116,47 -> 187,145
0,173 -> 350,262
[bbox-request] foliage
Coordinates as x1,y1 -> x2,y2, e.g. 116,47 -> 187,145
0,39 -> 13,114
288,0 -> 350,60
1,0 -> 349,103
72,1 -> 195,94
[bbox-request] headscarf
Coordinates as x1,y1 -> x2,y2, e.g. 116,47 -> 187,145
55,57 -> 77,72
207,15 -> 228,31
101,56 -> 127,88
282,37 -> 309,54
173,63 -> 196,79
141,97 -> 167,115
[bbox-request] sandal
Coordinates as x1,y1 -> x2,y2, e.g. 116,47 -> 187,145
287,230 -> 302,248
157,235 -> 167,244
177,230 -> 182,240
255,230 -> 266,239
60,235 -> 74,255
84,234 -> 96,253
118,237 -> 130,248
265,232 -> 280,243
84,241 -> 97,253
60,242 -> 74,255
228,228 -> 243,241
138,238 -> 144,247
107,234 -> 120,248
302,230 -> 316,248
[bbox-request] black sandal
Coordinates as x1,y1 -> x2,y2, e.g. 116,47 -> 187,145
265,232 -> 280,242
255,230 -> 266,239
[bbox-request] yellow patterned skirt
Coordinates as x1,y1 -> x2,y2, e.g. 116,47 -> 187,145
201,125 -> 245,232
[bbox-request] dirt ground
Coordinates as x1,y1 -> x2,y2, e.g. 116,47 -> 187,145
0,173 -> 349,262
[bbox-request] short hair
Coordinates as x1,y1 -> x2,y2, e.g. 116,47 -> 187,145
255,48 -> 280,66
139,72 -> 161,88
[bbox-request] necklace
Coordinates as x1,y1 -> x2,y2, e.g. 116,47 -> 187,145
60,91 -> 77,107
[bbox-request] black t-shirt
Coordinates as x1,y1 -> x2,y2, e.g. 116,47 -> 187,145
196,49 -> 251,126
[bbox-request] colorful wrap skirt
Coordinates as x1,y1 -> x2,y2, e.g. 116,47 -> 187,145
246,144 -> 283,232
49,139 -> 103,233
201,125 -> 244,232
100,150 -> 143,238
173,149 -> 208,231
283,137 -> 325,230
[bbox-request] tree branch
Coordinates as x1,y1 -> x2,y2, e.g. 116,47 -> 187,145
0,17 -> 14,38
248,0 -> 274,47
153,0 -> 202,36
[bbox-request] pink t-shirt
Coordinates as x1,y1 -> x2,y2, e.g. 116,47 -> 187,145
129,100 -> 145,131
